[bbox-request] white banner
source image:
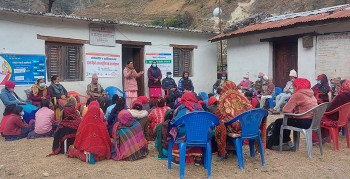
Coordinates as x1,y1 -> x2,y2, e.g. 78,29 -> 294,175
85,53 -> 121,77
89,25 -> 116,47
145,53 -> 173,77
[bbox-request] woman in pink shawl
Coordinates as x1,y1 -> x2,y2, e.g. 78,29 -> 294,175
237,72 -> 253,93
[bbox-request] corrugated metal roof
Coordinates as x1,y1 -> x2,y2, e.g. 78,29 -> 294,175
211,4 -> 350,41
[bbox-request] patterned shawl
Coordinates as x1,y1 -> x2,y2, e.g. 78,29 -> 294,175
312,74 -> 331,94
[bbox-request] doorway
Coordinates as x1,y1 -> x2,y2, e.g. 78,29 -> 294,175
122,45 -> 145,96
273,39 -> 298,88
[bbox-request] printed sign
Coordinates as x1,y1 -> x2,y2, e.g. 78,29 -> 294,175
85,53 -> 121,77
0,54 -> 46,85
145,53 -> 173,77
89,24 -> 116,47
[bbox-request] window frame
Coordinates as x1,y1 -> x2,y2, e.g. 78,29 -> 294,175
172,46 -> 195,77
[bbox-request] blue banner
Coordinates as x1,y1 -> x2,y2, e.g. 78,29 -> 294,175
0,54 -> 46,85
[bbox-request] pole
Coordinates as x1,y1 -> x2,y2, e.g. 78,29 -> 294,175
219,0 -> 224,72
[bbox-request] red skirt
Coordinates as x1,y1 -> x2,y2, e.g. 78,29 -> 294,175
149,88 -> 162,98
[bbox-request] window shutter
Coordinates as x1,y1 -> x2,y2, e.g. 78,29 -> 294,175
65,46 -> 81,81
173,49 -> 181,77
46,45 -> 62,79
183,50 -> 192,75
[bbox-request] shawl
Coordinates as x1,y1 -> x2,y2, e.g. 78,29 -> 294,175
293,78 -> 311,93
50,82 -> 64,96
150,66 -> 160,78
339,80 -> 350,94
71,105 -> 111,160
181,92 -> 202,112
215,80 -> 253,156
30,78 -> 47,97
312,74 -> 330,94
59,106 -> 81,130
208,96 -> 217,106
89,82 -> 102,94
239,79 -> 251,88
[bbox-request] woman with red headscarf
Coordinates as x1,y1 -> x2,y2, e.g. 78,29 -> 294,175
82,101 -> 104,121
67,105 -> 111,162
169,92 -> 204,165
269,78 -> 317,150
312,74 -> 331,103
147,97 -> 170,140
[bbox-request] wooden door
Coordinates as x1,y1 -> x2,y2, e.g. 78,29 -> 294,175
273,39 -> 298,88
132,47 -> 145,96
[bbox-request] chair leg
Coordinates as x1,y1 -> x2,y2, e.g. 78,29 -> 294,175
249,139 -> 255,157
233,139 -> 244,169
330,128 -> 339,151
342,127 -> 346,136
258,135 -> 265,167
305,130 -> 313,158
316,129 -> 324,156
279,126 -> 284,153
203,147 -> 207,170
344,125 -> 350,148
268,99 -> 273,109
206,142 -> 211,178
293,131 -> 300,151
179,143 -> 186,179
168,140 -> 173,169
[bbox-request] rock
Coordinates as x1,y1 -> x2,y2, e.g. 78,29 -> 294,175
19,174 -> 24,177
224,12 -> 272,34
43,172 -> 50,177
0,165 -> 3,170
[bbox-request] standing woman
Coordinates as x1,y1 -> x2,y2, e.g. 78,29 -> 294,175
48,75 -> 68,107
147,61 -> 162,100
123,60 -> 144,108
29,78 -> 51,107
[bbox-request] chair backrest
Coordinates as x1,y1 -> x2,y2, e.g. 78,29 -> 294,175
337,102 -> 350,126
173,111 -> 219,144
105,86 -> 125,100
310,102 -> 330,130
67,91 -> 88,104
233,109 -> 268,139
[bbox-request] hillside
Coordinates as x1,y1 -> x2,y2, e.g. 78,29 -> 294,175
1,0 -> 350,31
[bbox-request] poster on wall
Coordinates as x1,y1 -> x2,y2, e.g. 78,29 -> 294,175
89,24 -> 116,47
145,53 -> 173,77
85,53 -> 121,77
0,54 -> 46,86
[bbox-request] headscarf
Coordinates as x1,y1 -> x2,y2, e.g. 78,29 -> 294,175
208,96 -> 217,106
117,110 -> 135,128
72,105 -> 111,159
5,81 -> 15,88
312,74 -> 330,94
58,105 -> 81,130
65,97 -> 77,109
292,78 -> 311,93
138,96 -> 148,104
30,78 -> 47,97
198,92 -> 209,106
181,92 -> 202,112
215,80 -> 253,157
88,101 -> 104,121
151,64 -> 160,78
132,99 -> 143,109
339,80 -> 350,94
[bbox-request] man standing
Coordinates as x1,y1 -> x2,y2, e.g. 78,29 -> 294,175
86,74 -> 111,112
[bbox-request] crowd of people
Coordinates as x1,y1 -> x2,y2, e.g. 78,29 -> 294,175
0,62 -> 349,165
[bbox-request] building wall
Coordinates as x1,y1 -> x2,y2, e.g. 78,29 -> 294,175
0,12 -> 217,116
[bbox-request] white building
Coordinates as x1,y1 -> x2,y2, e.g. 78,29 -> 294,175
211,4 -> 350,88
0,8 -> 218,112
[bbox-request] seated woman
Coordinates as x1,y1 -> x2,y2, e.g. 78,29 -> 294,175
237,72 -> 253,93
155,109 -> 174,159
330,77 -> 341,99
169,92 -> 204,165
82,100 -> 104,121
213,72 -> 227,94
2,106 -> 35,141
129,100 -> 149,140
244,91 -> 259,108
48,105 -> 82,156
138,96 -> 150,111
48,75 -> 68,109
112,110 -> 148,161
27,99 -> 57,139
165,95 -> 175,109
312,74 -> 331,103
147,99 -> 158,114
107,97 -> 126,137
270,78 -> 317,150
105,94 -> 119,122
207,96 -> 217,114
67,105 -> 112,162
0,105 -> 16,136
148,97 -> 171,140
215,81 -> 253,158
29,78 -> 51,107
60,97 -> 80,120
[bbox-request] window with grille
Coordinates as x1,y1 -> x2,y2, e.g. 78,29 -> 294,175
173,48 -> 193,77
45,42 -> 83,81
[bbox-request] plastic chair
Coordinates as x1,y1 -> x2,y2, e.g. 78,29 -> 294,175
280,103 -> 329,158
105,86 -> 126,105
84,151 -> 95,164
268,87 -> 283,109
225,109 -> 268,169
23,89 -> 32,104
321,102 -> 350,151
67,91 -> 88,112
168,112 -> 219,179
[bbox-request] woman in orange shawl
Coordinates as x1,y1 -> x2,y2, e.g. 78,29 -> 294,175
67,105 -> 112,162
215,81 -> 254,157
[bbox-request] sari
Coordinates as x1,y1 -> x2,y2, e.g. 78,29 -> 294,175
312,74 -> 331,103
67,105 -> 111,162
48,105 -> 81,156
215,81 -> 254,157
112,110 -> 148,161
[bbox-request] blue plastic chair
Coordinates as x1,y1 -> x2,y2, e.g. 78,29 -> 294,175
168,112 -> 220,179
105,86 -> 126,105
212,87 -> 216,95
225,109 -> 268,169
268,87 -> 283,109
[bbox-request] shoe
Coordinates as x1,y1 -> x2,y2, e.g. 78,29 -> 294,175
194,158 -> 202,166
271,143 -> 291,151
268,109 -> 274,112
171,158 -> 179,165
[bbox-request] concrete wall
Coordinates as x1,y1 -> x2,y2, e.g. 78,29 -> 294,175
0,11 -> 217,116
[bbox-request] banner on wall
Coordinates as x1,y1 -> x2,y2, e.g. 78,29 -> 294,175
85,53 -> 121,77
145,53 -> 173,77
0,54 -> 46,86
89,24 -> 116,47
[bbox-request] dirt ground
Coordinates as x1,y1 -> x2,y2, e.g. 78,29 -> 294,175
1,114 -> 350,179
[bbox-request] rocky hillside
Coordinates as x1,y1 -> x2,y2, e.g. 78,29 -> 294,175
1,0 -> 350,31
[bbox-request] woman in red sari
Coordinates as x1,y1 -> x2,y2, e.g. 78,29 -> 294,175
148,97 -> 170,140
215,81 -> 254,158
67,105 -> 112,162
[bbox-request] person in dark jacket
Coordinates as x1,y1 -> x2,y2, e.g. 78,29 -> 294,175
147,61 -> 162,100
162,72 -> 181,97
0,81 -> 26,106
48,75 -> 67,101
178,71 -> 194,92
213,72 -> 227,94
